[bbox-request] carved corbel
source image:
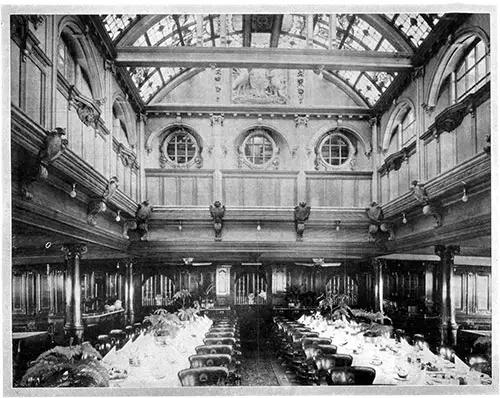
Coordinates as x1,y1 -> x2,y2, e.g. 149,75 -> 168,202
19,127 -> 68,200
294,115 -> 309,128
209,201 -> 226,241
410,180 -> 442,228
87,200 -> 107,226
294,202 -> 311,242
103,176 -> 119,200
365,201 -> 395,248
122,201 -> 153,240
484,135 -> 491,156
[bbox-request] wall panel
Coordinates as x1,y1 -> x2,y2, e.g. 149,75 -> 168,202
146,170 -> 214,206
222,171 -> 298,207
306,172 -> 371,207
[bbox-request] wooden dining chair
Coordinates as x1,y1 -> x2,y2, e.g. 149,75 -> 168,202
326,366 -> 376,385
189,353 -> 232,368
206,332 -> 235,339
195,344 -> 234,356
178,366 -> 229,386
95,334 -> 111,357
203,337 -> 238,346
302,337 -> 332,349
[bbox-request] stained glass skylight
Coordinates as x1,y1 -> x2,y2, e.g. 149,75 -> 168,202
102,13 -> 444,105
101,15 -> 139,42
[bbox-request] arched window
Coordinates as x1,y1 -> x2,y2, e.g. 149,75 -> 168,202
385,104 -> 416,154
455,39 -> 489,101
57,35 -> 94,97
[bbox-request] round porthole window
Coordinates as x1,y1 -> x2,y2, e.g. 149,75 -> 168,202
165,130 -> 198,164
239,128 -> 279,169
320,134 -> 350,166
160,128 -> 203,169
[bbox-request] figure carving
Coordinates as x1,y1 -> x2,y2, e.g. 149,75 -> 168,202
135,201 -> 153,241
19,128 -> 68,200
232,68 -> 251,97
209,201 -> 226,241
365,201 -> 394,247
410,180 -> 442,228
294,202 -> 311,242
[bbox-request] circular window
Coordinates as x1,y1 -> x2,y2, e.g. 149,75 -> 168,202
240,128 -> 279,168
165,131 -> 198,164
320,134 -> 350,166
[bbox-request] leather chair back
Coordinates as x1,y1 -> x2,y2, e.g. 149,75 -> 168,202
178,366 -> 229,386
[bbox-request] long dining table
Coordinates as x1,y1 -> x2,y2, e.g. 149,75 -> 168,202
298,314 -> 492,386
102,315 -> 213,388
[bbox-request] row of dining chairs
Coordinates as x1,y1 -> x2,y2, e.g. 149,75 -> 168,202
94,322 -> 144,357
273,317 -> 376,385
178,318 -> 242,386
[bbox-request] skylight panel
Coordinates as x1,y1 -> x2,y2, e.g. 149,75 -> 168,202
289,15 -> 306,36
393,14 -> 433,47
101,15 -> 138,41
355,74 -> 381,105
159,67 -> 185,84
129,66 -> 154,87
252,33 -> 272,48
133,35 -> 148,47
139,69 -> 163,101
337,70 -> 361,84
313,18 -> 330,49
278,33 -> 307,49
146,16 -> 176,46
377,39 -> 396,53
350,17 -> 382,50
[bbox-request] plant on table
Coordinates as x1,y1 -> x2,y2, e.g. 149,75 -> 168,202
19,341 -> 109,387
317,292 -> 356,321
284,284 -> 302,307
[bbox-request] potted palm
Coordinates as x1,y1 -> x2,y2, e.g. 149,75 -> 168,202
284,284 -> 301,308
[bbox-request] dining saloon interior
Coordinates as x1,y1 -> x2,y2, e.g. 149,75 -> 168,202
6,9 -> 497,392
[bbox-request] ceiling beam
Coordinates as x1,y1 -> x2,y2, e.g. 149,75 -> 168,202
270,15 -> 283,47
115,46 -> 414,72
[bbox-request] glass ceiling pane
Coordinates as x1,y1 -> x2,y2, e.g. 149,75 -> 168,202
101,15 -> 138,41
102,13 -> 443,105
389,14 -> 443,47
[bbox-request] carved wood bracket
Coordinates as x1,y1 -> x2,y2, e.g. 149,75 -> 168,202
378,142 -> 415,175
209,201 -> 226,241
410,181 -> 442,228
365,202 -> 395,249
294,202 -> 311,242
69,86 -> 102,130
19,128 -> 68,200
421,82 -> 490,141
87,176 -> 119,226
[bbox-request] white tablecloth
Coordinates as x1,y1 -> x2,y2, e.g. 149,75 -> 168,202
104,315 -> 212,388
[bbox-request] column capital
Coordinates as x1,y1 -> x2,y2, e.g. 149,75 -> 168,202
434,245 -> 460,261
368,116 -> 379,128
61,243 -> 87,260
210,113 -> 224,126
294,115 -> 309,128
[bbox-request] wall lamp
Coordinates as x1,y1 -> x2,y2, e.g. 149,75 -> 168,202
402,212 -> 408,224
257,221 -> 262,231
178,220 -> 183,231
69,183 -> 77,198
115,210 -> 121,223
334,220 -> 341,231
461,181 -> 468,203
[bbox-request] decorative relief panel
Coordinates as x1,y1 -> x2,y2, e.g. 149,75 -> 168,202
232,68 -> 288,104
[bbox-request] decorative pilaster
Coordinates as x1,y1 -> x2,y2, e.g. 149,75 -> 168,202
61,243 -> 87,343
124,258 -> 136,325
372,259 -> 385,313
210,114 -> 224,199
434,245 -> 460,345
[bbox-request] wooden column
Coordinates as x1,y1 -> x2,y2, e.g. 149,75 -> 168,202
295,115 -> 309,202
369,116 -> 379,202
126,259 -> 136,325
435,245 -> 460,346
424,262 -> 437,314
372,259 -> 384,313
62,243 -> 87,344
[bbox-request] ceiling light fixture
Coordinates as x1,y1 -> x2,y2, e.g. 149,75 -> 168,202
69,183 -> 77,198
